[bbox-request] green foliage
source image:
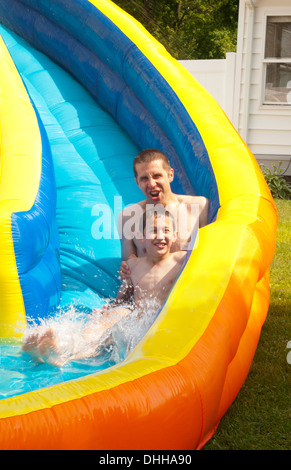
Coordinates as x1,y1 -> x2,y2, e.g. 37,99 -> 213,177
260,162 -> 291,200
112,0 -> 239,59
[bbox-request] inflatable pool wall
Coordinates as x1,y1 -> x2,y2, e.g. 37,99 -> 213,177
0,0 -> 277,450
0,33 -> 60,338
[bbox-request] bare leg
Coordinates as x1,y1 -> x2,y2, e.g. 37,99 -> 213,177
75,307 -> 132,360
21,307 -> 132,366
89,306 -> 131,332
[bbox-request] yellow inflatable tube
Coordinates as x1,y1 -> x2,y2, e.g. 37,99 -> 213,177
0,36 -> 41,338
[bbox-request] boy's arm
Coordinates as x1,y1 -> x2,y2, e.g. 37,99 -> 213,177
199,197 -> 209,228
115,257 -> 137,304
118,208 -> 138,261
118,208 -> 138,281
121,237 -> 137,261
115,278 -> 134,304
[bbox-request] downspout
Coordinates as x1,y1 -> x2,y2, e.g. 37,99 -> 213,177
241,0 -> 256,143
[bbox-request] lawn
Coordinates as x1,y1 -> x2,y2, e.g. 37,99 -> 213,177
204,198 -> 291,450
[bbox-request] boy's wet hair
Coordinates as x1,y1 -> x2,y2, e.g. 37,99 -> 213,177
133,149 -> 171,178
141,206 -> 176,235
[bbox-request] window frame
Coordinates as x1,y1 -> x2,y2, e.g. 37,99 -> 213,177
262,14 -> 291,106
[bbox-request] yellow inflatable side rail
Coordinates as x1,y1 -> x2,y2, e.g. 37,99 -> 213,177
0,36 -> 42,338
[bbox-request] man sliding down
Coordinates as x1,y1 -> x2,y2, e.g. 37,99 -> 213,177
22,207 -> 186,366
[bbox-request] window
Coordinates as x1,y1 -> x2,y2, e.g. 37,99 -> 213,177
263,16 -> 291,105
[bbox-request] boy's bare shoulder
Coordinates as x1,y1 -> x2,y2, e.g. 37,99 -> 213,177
177,194 -> 209,227
172,250 -> 187,264
178,194 -> 208,207
120,201 -> 145,219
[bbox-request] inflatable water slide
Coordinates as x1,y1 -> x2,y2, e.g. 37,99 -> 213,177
0,0 -> 277,449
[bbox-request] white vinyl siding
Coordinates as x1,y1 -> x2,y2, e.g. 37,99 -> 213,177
179,1 -> 291,174
237,2 -> 291,169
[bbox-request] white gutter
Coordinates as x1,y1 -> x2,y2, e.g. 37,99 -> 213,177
241,0 -> 256,142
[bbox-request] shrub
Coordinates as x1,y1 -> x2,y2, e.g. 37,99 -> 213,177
260,162 -> 291,200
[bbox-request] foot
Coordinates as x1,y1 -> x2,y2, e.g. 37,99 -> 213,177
22,327 -> 45,362
37,328 -> 63,366
22,329 -> 40,353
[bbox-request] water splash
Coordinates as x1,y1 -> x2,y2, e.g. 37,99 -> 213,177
0,297 -> 160,400
22,297 -> 160,367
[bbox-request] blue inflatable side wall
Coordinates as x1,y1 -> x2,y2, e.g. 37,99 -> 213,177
11,97 -> 61,321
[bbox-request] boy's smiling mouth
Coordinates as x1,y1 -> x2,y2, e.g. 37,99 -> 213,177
154,241 -> 167,249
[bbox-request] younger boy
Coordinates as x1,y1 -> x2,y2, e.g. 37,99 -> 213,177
116,207 -> 186,309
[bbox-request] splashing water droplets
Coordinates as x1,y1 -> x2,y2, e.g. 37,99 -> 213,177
0,298 -> 161,399
22,297 -> 160,367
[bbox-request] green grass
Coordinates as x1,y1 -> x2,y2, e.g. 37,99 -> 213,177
204,199 -> 291,450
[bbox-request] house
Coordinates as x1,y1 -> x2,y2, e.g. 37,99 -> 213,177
179,0 -> 291,175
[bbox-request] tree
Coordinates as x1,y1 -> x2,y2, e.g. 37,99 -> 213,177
112,0 -> 239,59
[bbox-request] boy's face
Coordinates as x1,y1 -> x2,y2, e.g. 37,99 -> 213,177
143,215 -> 176,258
134,159 -> 174,205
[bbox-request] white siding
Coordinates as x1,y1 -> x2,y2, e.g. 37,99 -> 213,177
236,0 -> 291,174
179,0 -> 291,174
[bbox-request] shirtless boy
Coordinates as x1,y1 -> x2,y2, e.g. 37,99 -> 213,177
116,207 -> 186,310
22,208 -> 186,366
119,148 -> 208,277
